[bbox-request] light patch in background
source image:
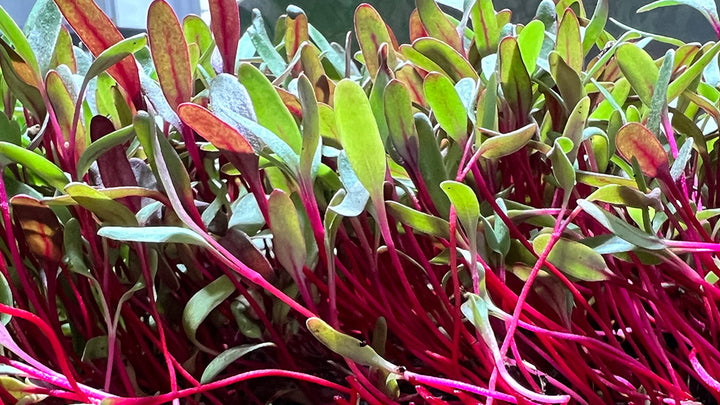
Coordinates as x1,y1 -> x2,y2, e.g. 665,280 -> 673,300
200,0 -> 210,23
113,0 -> 152,29
435,0 -> 466,11
0,0 -> 203,29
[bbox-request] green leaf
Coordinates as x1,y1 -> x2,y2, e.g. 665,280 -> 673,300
670,138 -> 694,181
201,343 -> 275,384
308,23 -> 346,76
587,185 -> 663,210
306,317 -> 397,372
183,275 -> 236,354
238,63 -> 302,153
63,218 -> 92,277
153,117 -> 199,215
98,226 -> 209,247
369,61 -> 392,150
220,107 -> 300,172
471,0 -> 499,57
413,38 -> 478,82
183,15 -> 213,58
416,0 -> 463,53
590,78 -> 630,121
455,77 -> 477,115
0,273 -> 11,325
549,51 -> 585,110
0,4 -> 38,73
0,113 -> 21,146
386,201 -> 451,240
334,79 -> 386,200
47,70 -> 85,156
583,0 -> 609,54
0,41 -> 45,119
491,199 -> 510,256
268,190 -> 307,274
0,142 -> 68,190
517,20 -> 545,74
24,0 -> 61,76
354,4 -> 394,80
576,170 -> 639,188
400,44 -> 448,80
298,74 -> 321,180
535,0 -> 557,29
416,113 -> 450,215
424,72 -> 468,145
331,152 -> 370,217
319,103 -> 339,145
667,41 -> 720,101
556,8 -> 583,72
478,123 -> 536,159
499,37 -> 532,121
563,96 -> 591,162
82,336 -> 108,361
476,73 -> 498,134
65,183 -> 138,226
441,180 -> 479,235
231,300 -> 263,339
76,125 -> 134,178
615,122 -> 668,178
384,80 -> 418,166
533,234 -> 609,281
461,293 -> 492,342
247,9 -> 286,77
547,137 -> 576,196
647,50 -> 674,136
616,43 -> 659,106
82,34 -> 148,98
577,199 -> 666,250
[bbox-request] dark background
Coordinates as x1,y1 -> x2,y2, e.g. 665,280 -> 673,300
237,0 -> 719,55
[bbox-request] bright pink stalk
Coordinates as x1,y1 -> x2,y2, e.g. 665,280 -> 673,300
108,369 -> 351,404
689,349 -> 720,393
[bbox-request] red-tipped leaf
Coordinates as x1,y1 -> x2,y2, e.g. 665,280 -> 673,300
354,3 -> 395,79
285,6 -> 309,61
409,8 -> 428,42
209,0 -> 240,74
178,103 -> 254,154
148,0 -> 193,111
52,0 -> 142,107
615,122 -> 669,178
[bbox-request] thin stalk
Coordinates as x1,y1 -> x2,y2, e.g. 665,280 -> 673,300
113,369 -> 352,405
499,203 -> 573,356
403,371 -> 518,404
0,176 -> 50,323
0,305 -> 89,402
136,245 -> 178,396
448,206 -> 462,376
690,349 -> 720,393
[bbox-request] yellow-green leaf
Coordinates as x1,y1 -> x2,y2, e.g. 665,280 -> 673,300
533,234 -> 609,281
334,79 -> 386,199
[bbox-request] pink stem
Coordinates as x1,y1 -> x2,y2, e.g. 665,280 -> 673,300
404,371 -> 518,404
0,304 -> 89,402
689,349 -> 720,393
112,369 -> 352,404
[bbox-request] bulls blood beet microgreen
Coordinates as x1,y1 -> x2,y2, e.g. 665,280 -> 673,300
0,0 -> 718,403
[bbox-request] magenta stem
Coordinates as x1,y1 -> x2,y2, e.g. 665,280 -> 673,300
404,371 -> 518,404
112,369 -> 351,404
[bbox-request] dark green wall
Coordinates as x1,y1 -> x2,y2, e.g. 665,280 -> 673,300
239,0 -> 720,55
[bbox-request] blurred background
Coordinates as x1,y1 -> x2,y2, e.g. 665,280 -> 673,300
0,0 -> 718,50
